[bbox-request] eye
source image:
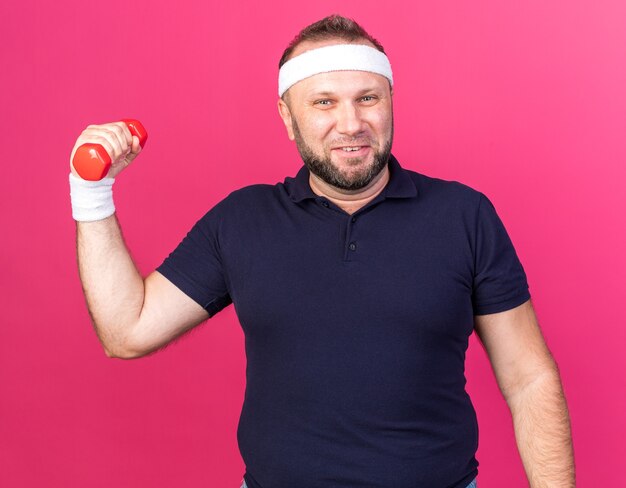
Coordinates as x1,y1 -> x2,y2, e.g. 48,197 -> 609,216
313,99 -> 333,106
359,95 -> 378,103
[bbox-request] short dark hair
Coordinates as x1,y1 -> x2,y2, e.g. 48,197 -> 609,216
278,14 -> 386,68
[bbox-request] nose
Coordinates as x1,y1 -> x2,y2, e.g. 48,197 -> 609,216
335,101 -> 365,136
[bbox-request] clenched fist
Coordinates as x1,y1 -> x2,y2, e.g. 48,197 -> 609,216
70,121 -> 144,180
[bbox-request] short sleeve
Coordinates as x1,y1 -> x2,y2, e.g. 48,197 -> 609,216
156,206 -> 232,317
472,193 -> 530,315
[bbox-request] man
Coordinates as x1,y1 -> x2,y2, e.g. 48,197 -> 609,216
69,15 -> 575,488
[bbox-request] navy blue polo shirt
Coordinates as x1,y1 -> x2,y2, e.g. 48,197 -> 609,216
157,154 -> 530,488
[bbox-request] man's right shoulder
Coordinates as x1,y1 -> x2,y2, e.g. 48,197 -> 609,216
222,180 -> 290,207
199,180 -> 289,223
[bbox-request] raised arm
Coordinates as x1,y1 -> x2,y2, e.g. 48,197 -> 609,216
70,121 -> 209,359
474,300 -> 575,487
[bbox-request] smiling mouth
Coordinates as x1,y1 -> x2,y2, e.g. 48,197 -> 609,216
338,146 -> 363,152
332,145 -> 371,156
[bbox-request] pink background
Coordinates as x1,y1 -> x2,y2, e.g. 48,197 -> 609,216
1,0 -> 624,486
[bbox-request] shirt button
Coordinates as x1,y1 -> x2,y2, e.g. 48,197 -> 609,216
321,200 -> 329,207
351,216 -> 356,223
349,242 -> 357,251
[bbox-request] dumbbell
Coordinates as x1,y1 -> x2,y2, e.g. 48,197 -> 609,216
72,119 -> 148,181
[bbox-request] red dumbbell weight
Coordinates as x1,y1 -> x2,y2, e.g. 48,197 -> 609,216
72,119 -> 148,181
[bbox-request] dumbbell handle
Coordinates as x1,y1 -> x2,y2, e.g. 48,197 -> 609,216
72,119 -> 148,181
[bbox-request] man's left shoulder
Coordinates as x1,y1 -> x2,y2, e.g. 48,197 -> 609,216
402,166 -> 484,208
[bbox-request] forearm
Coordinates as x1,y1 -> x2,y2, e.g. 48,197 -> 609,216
506,366 -> 575,487
76,214 -> 144,357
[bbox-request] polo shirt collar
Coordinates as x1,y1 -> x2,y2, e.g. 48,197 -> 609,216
288,153 -> 418,203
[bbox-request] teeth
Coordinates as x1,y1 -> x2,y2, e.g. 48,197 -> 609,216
342,147 -> 360,152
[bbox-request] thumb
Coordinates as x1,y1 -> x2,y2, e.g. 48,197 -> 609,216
122,135 -> 142,165
130,135 -> 142,154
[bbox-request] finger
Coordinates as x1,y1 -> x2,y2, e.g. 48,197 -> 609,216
79,126 -> 119,151
101,126 -> 128,157
130,135 -> 142,154
113,121 -> 133,146
81,133 -> 117,161
108,123 -> 131,151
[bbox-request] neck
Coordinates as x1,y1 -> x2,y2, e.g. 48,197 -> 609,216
309,165 -> 390,215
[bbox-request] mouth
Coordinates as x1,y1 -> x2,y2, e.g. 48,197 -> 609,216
331,145 -> 371,157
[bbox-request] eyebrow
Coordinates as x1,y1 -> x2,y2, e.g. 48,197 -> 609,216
308,86 -> 382,98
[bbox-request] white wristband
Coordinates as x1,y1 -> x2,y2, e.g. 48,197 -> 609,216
69,173 -> 116,222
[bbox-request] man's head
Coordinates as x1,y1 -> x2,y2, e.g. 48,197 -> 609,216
278,15 -> 387,73
277,15 -> 394,192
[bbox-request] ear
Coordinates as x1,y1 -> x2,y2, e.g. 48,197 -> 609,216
277,97 -> 295,141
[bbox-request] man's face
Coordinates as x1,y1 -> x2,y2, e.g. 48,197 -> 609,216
278,40 -> 394,191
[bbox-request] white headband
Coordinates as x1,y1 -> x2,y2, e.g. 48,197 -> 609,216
278,44 -> 393,97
